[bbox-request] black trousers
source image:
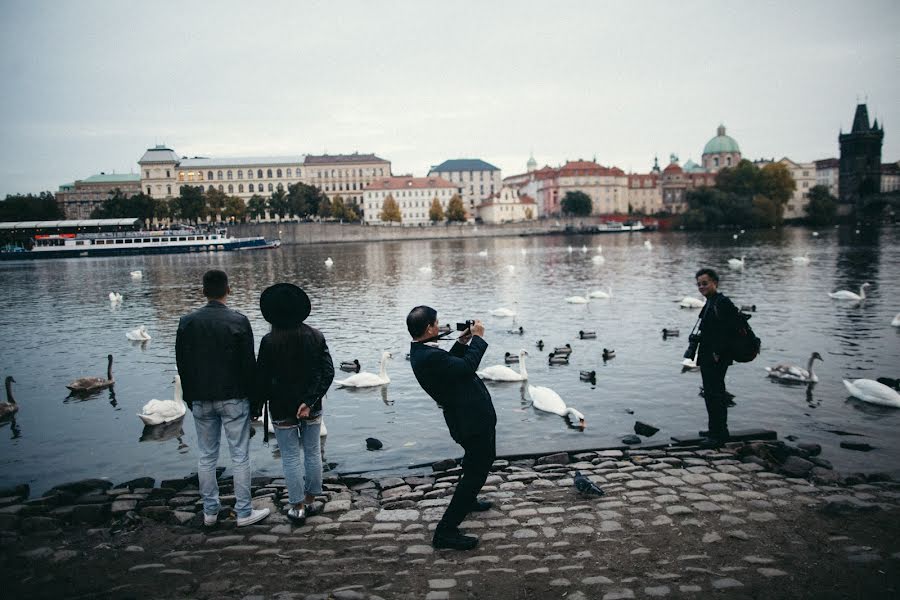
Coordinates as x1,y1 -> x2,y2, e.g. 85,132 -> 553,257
700,360 -> 730,437
439,429 -> 496,530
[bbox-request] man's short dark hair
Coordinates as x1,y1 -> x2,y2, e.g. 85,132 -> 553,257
695,268 -> 719,283
407,305 -> 437,338
203,269 -> 229,298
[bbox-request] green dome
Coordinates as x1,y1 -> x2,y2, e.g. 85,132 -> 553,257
703,125 -> 740,155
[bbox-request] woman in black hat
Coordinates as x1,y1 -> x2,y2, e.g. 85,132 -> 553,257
256,283 -> 334,524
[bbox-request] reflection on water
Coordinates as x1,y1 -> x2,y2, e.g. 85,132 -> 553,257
0,225 -> 898,495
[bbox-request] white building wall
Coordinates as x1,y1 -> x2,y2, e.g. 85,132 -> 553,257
362,187 -> 455,225
779,159 -> 817,220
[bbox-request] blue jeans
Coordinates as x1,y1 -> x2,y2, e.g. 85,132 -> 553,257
192,399 -> 253,518
273,416 -> 323,505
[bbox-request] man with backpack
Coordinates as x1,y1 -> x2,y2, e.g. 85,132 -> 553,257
694,268 -> 741,448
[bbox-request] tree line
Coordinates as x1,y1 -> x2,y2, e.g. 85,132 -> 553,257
376,194 -> 467,223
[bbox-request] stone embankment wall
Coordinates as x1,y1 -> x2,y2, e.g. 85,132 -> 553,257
229,218 -> 610,246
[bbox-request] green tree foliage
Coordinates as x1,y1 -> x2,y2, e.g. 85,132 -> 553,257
682,159 -> 796,229
318,195 -> 333,218
429,197 -> 445,222
343,199 -> 360,222
90,190 -> 157,222
561,190 -> 592,216
446,194 -> 466,222
331,196 -> 346,220
805,185 -> 838,226
0,191 -> 63,221
175,185 -> 207,224
287,182 -> 325,218
205,188 -> 228,221
269,189 -> 289,218
247,195 -> 267,220
223,196 -> 247,223
380,194 -> 402,222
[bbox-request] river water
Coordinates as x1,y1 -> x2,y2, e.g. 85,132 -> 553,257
1,226 -> 898,496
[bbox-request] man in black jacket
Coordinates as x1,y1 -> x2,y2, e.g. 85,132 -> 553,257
408,306 -> 497,551
176,270 -> 269,528
695,268 -> 740,447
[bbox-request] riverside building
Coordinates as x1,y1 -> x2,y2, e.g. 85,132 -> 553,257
57,173 -> 141,219
427,159 -> 502,216
362,176 -> 457,225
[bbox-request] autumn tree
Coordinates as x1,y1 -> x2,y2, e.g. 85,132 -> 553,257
429,197 -> 445,222
380,194 -> 401,222
561,191 -> 592,216
446,194 -> 466,222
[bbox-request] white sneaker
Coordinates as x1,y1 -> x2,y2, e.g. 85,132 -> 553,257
203,512 -> 218,527
236,507 -> 270,527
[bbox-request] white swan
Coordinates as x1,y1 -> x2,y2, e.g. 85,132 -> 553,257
130,270 -> 143,280
418,266 -> 432,273
791,254 -> 810,265
591,254 -> 605,265
580,245 -> 588,253
491,307 -> 517,317
812,231 -> 819,237
478,250 -> 488,257
126,325 -> 152,341
567,245 -> 573,253
0,376 -> 18,420
506,265 -> 516,273
137,376 -> 186,426
828,282 -> 870,301
324,257 -> 334,267
680,296 -> 706,309
108,292 -> 123,303
766,352 -> 822,383
335,351 -> 392,387
892,313 -> 900,327
843,379 -> 900,408
644,240 -> 653,249
595,245 -> 602,253
565,292 -> 589,304
520,248 -> 528,256
528,384 -> 586,427
728,256 -> 745,269
477,350 -> 528,382
681,357 -> 699,372
590,287 -> 612,299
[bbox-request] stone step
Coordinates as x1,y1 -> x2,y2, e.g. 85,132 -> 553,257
670,429 -> 777,445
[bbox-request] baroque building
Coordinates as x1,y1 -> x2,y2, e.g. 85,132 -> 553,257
427,159 -> 502,216
475,187 -> 538,223
701,125 -> 742,172
362,176 -> 457,225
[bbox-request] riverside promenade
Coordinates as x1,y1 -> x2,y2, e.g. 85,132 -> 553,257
2,440 -> 898,600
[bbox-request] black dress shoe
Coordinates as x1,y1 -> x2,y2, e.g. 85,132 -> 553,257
699,435 -> 729,449
432,527 -> 478,550
470,499 -> 493,512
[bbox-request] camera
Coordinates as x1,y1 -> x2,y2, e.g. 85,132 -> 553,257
683,333 -> 701,359
456,320 -> 475,332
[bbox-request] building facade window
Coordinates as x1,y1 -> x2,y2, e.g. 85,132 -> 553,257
267,169 -> 273,178
257,169 -> 263,179
167,185 -> 171,195
238,184 -> 244,193
147,186 -> 151,194
218,185 -> 224,192
286,168 -> 292,177
227,170 -> 233,180
228,184 -> 234,193
217,170 -> 223,180
277,183 -> 283,191
248,183 -> 255,193
247,170 -> 253,179
268,183 -> 274,192
237,170 -> 243,179
178,172 -> 185,181
208,171 -> 214,181
276,168 -> 282,178
166,170 -> 170,178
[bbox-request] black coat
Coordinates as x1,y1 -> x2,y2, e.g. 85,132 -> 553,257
255,324 -> 334,421
697,292 -> 740,366
175,301 -> 256,409
409,336 -> 496,443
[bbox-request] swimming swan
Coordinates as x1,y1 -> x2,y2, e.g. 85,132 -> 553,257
67,354 -> 114,394
0,376 -> 18,420
828,282 -> 870,301
478,250 -> 488,257
765,352 -> 822,383
893,313 -> 900,327
108,292 -> 123,303
126,326 -> 152,341
679,296 -> 706,309
728,256 -> 745,269
130,270 -> 143,279
477,350 -> 528,382
591,254 -> 605,265
137,376 -> 186,426
324,257 -> 334,267
590,287 -> 612,299
842,379 -> 900,408
335,351 -> 392,387
565,292 -> 589,304
491,307 -> 517,317
528,384 -> 586,428
791,254 -> 810,265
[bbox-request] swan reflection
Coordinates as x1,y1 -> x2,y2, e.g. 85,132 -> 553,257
139,416 -> 188,452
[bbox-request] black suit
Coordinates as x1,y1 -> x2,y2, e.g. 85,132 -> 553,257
698,292 -> 739,437
410,336 -> 496,530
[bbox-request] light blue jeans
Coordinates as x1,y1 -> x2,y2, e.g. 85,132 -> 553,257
192,399 -> 253,518
273,416 -> 323,505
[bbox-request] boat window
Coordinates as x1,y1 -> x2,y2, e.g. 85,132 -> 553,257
188,237 -> 195,241
76,241 -> 84,246
124,239 -> 132,244
116,239 -> 124,244
178,237 -> 186,241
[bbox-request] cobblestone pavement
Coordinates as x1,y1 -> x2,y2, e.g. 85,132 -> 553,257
2,445 -> 899,599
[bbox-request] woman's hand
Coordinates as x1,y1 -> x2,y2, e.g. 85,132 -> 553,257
297,403 -> 311,419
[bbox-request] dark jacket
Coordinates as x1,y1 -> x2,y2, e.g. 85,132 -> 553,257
409,336 -> 496,443
255,324 -> 334,422
175,301 -> 256,409
697,292 -> 740,366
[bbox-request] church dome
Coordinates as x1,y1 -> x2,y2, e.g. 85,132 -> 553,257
703,125 -> 740,155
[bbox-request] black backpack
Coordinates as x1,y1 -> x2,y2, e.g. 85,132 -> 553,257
730,311 -> 761,363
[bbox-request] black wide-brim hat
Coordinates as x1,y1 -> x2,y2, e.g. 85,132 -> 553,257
260,283 -> 311,328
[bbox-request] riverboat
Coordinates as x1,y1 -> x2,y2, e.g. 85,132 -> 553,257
0,226 -> 278,260
563,220 -> 648,235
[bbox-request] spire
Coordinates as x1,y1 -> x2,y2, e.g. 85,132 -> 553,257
652,156 -> 660,173
851,104 -> 870,133
717,124 -> 726,137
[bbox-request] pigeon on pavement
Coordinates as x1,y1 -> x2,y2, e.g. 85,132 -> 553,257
574,471 -> 605,497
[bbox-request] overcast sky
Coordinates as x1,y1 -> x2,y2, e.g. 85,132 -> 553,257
0,0 -> 897,197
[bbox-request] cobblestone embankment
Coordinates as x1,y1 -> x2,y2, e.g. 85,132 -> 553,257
1,441 -> 899,599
